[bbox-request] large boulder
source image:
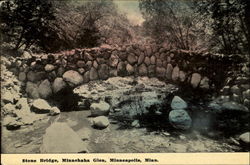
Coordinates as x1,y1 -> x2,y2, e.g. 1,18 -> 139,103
38,79 -> 52,99
126,64 -> 135,75
150,56 -> 156,65
98,64 -> 109,80
127,54 -> 137,65
169,110 -> 192,130
144,57 -> 150,66
40,122 -> 88,153
76,60 -> 85,68
138,64 -> 148,76
221,102 -> 249,112
138,54 -> 145,65
27,71 -> 46,82
90,101 -> 110,116
18,72 -> 26,81
83,71 -> 90,83
243,89 -> 250,100
92,116 -> 110,129
191,73 -> 201,88
179,71 -> 186,82
117,62 -> 127,77
84,52 -> 93,61
230,85 -> 241,95
166,64 -> 173,80
89,67 -> 99,81
156,67 -> 166,79
52,78 -> 67,93
63,70 -> 83,87
199,76 -> 210,89
26,81 -> 40,99
31,99 -> 52,114
109,54 -> 119,68
148,65 -> 155,77
172,66 -> 180,81
171,96 -> 188,110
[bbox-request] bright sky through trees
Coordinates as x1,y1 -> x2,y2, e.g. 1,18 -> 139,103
114,0 -> 144,25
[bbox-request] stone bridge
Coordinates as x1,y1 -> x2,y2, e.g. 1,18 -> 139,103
7,44 -> 250,107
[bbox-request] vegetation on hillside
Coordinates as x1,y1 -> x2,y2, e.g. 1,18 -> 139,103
0,0 -> 249,55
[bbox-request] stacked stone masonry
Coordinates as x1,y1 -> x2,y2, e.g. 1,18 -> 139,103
8,44 -> 249,107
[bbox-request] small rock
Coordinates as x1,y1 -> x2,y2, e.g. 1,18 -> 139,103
162,132 -> 170,136
92,116 -> 110,129
179,135 -> 186,140
199,77 -> 210,89
44,64 -> 55,72
221,86 -> 230,95
230,85 -> 241,95
2,91 -> 14,104
16,98 -> 30,111
31,99 -> 52,114
191,73 -> 201,88
90,101 -> 110,116
243,89 -> 250,100
171,96 -> 188,110
49,107 -> 61,116
221,102 -> 249,112
131,120 -> 140,127
22,51 -> 32,59
2,103 -> 16,114
169,110 -> 192,130
3,116 -> 22,130
239,132 -> 250,145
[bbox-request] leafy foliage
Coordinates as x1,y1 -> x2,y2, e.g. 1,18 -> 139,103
195,0 -> 250,54
139,0 -> 206,50
0,0 -> 55,50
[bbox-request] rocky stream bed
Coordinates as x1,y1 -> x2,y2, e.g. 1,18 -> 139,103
1,52 -> 250,153
1,75 -> 249,153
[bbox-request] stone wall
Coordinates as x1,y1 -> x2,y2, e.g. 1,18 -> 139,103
7,44 -> 249,106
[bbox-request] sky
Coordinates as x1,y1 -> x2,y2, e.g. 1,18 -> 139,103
114,0 -> 144,26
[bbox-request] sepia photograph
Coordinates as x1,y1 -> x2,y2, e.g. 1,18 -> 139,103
0,0 -> 249,164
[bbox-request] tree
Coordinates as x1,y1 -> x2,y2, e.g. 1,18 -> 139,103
195,0 -> 250,54
139,0 -> 205,50
0,0 -> 55,50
